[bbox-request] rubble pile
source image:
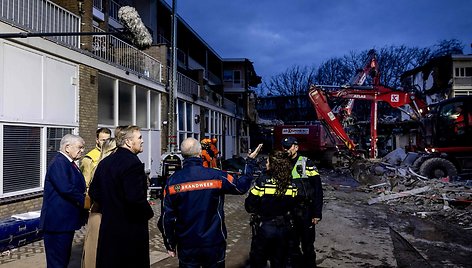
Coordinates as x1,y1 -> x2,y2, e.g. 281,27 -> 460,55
353,159 -> 472,229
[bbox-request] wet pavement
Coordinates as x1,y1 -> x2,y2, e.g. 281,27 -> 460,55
2,173 -> 472,267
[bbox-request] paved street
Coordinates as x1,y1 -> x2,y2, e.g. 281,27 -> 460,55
10,175 -> 472,267
0,195 -> 252,268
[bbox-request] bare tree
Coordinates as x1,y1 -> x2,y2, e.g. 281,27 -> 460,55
314,56 -> 353,86
259,65 -> 316,96
257,39 -> 465,97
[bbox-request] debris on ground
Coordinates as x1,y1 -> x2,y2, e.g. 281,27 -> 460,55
321,150 -> 472,229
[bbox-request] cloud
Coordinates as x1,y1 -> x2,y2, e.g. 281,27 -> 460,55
176,0 -> 472,80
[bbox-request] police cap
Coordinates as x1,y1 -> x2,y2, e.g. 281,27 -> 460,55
281,136 -> 298,149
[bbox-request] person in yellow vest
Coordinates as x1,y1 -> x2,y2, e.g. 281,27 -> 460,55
80,128 -> 111,187
282,136 -> 323,267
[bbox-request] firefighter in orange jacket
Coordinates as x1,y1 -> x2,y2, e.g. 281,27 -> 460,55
201,138 -> 214,168
210,138 -> 220,168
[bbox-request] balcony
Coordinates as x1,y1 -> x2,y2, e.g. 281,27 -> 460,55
0,0 -> 164,83
92,26 -> 163,83
0,0 -> 81,48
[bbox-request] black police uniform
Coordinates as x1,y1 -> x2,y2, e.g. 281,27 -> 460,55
289,152 -> 323,268
245,174 -> 299,268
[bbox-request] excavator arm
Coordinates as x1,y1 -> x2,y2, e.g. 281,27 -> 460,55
308,84 -> 427,157
308,87 -> 359,156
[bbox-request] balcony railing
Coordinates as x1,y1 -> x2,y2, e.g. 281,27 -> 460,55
109,0 -> 121,22
92,26 -> 163,83
177,71 -> 199,97
93,0 -> 103,11
0,0 -> 81,48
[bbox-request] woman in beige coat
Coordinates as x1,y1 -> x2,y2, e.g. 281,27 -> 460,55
82,138 -> 117,268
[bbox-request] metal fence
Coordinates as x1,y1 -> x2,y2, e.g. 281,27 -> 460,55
92,26 -> 163,83
0,0 -> 81,48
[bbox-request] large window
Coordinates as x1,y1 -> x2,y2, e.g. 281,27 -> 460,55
150,91 -> 160,129
177,100 -> 199,147
98,74 -> 161,130
98,75 -> 115,125
1,125 -> 72,196
203,109 -> 223,153
455,67 -> 472,77
136,87 -> 148,128
119,81 -> 133,126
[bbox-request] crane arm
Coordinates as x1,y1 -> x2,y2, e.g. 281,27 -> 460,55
308,86 -> 359,156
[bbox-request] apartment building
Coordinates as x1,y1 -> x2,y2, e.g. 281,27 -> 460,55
0,0 -> 260,217
401,54 -> 472,100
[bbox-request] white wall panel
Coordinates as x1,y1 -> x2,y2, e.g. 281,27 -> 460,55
43,57 -> 78,125
3,44 -> 42,121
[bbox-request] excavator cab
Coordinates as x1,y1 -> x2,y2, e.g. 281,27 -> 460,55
412,96 -> 472,178
422,97 -> 472,147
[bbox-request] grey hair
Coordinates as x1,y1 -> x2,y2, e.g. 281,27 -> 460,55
180,137 -> 202,158
60,134 -> 84,151
116,125 -> 140,147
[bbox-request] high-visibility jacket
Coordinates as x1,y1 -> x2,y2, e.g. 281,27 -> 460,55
290,154 -> 323,219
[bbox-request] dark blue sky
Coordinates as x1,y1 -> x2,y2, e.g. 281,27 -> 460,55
169,0 -> 472,82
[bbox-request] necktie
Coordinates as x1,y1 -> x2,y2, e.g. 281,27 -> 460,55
72,161 -> 79,171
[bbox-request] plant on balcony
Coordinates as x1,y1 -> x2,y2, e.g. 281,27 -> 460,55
118,6 -> 152,49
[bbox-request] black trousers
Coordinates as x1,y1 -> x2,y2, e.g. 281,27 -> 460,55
177,242 -> 226,268
250,219 -> 293,268
293,206 -> 317,268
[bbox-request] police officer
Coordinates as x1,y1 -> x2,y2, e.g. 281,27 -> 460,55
245,150 -> 299,268
282,136 -> 323,267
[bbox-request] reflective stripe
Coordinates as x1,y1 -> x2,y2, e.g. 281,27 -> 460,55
250,184 -> 297,197
167,180 -> 222,195
226,174 -> 234,184
306,166 -> 319,176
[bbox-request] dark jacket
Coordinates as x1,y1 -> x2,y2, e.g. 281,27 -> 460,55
40,152 -> 86,232
89,147 -> 154,268
160,157 -> 256,250
290,154 -> 323,219
245,174 -> 298,219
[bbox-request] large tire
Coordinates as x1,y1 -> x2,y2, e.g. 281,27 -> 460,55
419,158 -> 458,179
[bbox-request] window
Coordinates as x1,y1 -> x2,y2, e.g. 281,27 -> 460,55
2,125 -> 72,196
136,87 -> 148,128
177,101 -> 198,148
223,70 -> 242,85
98,75 -> 115,125
47,128 -> 72,165
233,70 -> 241,84
3,126 -> 41,194
223,70 -> 233,82
98,74 -> 159,130
119,81 -> 133,125
455,67 -> 472,77
178,100 -> 185,131
186,102 -> 193,132
150,92 -> 160,129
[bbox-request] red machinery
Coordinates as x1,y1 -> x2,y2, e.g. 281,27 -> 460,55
308,84 -> 427,158
307,50 -> 472,179
308,49 -> 427,158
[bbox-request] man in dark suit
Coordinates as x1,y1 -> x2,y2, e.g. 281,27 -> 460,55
40,134 -> 87,268
89,125 -> 154,268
